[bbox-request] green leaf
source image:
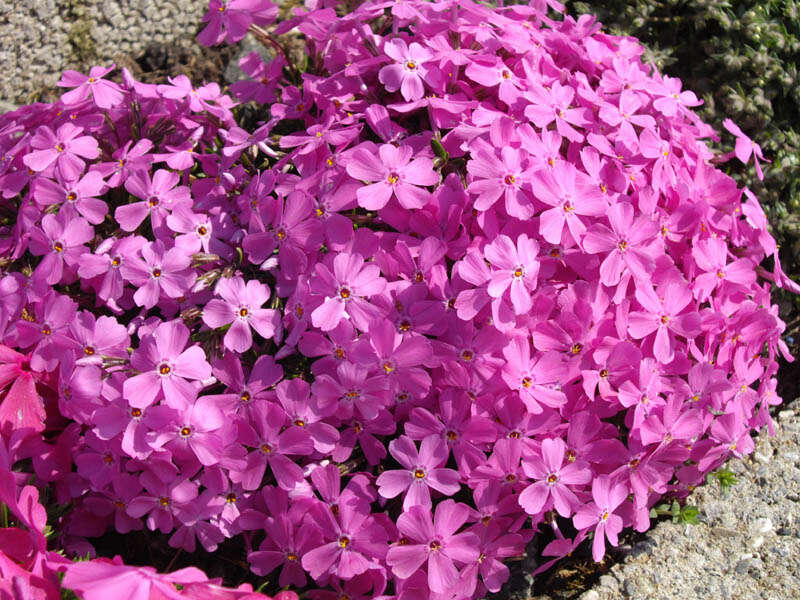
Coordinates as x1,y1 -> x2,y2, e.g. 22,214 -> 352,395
431,138 -> 449,163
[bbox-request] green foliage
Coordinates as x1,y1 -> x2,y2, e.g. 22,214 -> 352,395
650,500 -> 701,525
566,0 -> 800,277
707,466 -> 738,492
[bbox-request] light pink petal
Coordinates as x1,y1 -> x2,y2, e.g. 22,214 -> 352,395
376,469 -> 413,498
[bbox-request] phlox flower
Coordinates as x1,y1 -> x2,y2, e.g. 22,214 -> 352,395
572,475 -> 628,562
518,436 -> 591,518
484,233 -> 540,316
22,122 -> 99,180
501,338 -> 568,414
198,0 -> 277,46
116,168 -> 192,232
126,465 -> 199,533
123,319 -> 211,410
376,434 -> 461,510
57,64 -> 125,109
203,276 -> 279,353
31,169 -> 108,224
209,353 -> 283,418
146,396 -> 228,466
379,38 -> 440,101
466,141 -> 533,218
346,142 -> 439,210
723,118 -> 768,180
386,500 -> 479,594
27,210 -> 93,285
119,240 -> 195,309
275,378 -> 340,454
310,252 -> 386,332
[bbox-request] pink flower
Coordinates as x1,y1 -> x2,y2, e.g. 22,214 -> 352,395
123,319 -> 211,410
116,169 -> 192,232
57,64 -> 125,109
379,38 -> 440,101
386,500 -> 479,594
484,234 -> 540,316
723,118 -> 768,180
203,276 -> 279,352
23,122 -> 99,180
572,475 -> 628,562
119,240 -> 195,309
376,435 -> 461,510
518,437 -> 591,517
28,211 -> 93,285
346,142 -> 439,210
310,252 -> 386,332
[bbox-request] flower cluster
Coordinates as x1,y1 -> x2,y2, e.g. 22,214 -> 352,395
0,0 -> 795,598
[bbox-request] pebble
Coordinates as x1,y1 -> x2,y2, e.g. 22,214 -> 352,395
752,517 -> 774,534
579,592 -> 600,600
622,579 -> 637,596
779,409 -> 796,421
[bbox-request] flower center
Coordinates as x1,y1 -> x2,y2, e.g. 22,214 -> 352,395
287,552 -> 298,561
414,469 -> 426,479
260,443 -> 272,454
339,287 -> 351,300
226,493 -> 237,503
239,307 -> 249,318
617,240 -> 628,252
504,174 -> 516,185
660,314 -> 670,324
55,144 -> 64,153
387,172 -> 400,184
240,391 -> 251,403
461,349 -> 473,361
158,363 -> 171,375
405,61 -> 417,70
148,196 -> 159,207
429,539 -> 442,551
382,361 -> 395,374
84,346 -> 95,355
505,473 -> 517,483
513,267 -> 524,278
152,268 -> 162,278
501,69 -> 511,79
570,343 -> 582,354
294,419 -> 305,427
179,426 -> 191,437
446,430 -> 457,441
130,408 -> 142,418
41,324 -> 52,336
111,256 -> 121,267
159,497 -> 170,507
103,453 -> 114,464
521,376 -> 532,388
338,536 -> 350,548
547,473 -> 559,484
599,368 -> 609,378
53,241 -> 64,253
563,201 -> 575,213
67,192 -> 77,202
508,430 -> 520,439
565,449 -> 576,462
197,226 -> 208,236
276,227 -> 286,240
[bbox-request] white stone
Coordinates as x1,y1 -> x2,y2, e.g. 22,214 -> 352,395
579,591 -> 600,600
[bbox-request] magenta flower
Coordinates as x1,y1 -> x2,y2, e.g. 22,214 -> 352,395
484,234 -> 540,316
376,435 -> 460,510
116,169 -> 192,232
123,319 -> 211,410
22,122 -> 99,180
379,38 -> 439,101
582,201 -> 659,286
126,465 -> 199,533
346,142 -> 439,210
386,500 -> 479,594
573,475 -> 628,562
119,240 -> 195,309
532,162 -> 606,245
31,169 -> 108,224
57,64 -> 125,108
310,252 -> 386,332
28,211 -> 93,285
198,0 -> 277,46
301,497 -> 388,581
202,276 -> 279,352
467,142 -> 533,218
518,437 -> 591,517
723,118 -> 768,180
627,281 -> 701,364
234,401 -> 313,490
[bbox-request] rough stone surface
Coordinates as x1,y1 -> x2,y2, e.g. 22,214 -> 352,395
0,0 -> 206,106
578,407 -> 800,600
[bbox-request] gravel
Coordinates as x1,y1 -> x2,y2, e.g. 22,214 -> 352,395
0,0 -> 206,109
573,405 -> 800,600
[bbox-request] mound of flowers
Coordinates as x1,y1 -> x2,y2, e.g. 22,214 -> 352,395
0,0 -> 796,597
